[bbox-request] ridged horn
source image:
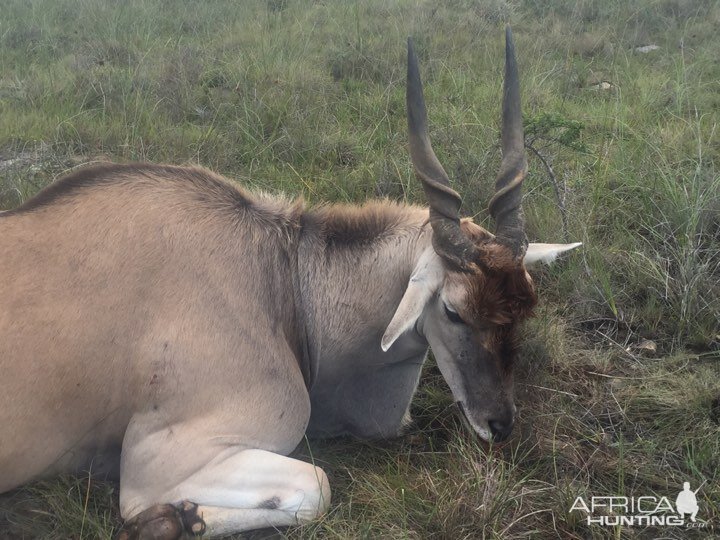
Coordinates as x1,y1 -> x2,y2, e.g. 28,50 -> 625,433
488,26 -> 528,259
407,37 -> 478,272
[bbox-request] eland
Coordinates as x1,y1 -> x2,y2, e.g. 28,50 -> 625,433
0,28 -> 580,538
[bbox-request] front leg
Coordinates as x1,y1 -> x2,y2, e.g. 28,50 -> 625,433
119,447 -> 330,538
118,353 -> 326,539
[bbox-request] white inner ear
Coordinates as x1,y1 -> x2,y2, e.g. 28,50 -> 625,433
381,248 -> 444,352
524,242 -> 582,266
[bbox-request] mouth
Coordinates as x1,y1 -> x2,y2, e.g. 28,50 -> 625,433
455,401 -> 492,442
455,401 -> 516,445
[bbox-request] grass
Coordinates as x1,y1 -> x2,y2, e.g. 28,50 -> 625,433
1,0 -> 719,538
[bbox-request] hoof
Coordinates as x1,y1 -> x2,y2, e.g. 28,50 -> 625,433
117,501 -> 205,540
180,501 -> 206,536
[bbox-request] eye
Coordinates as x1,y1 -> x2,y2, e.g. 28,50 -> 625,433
443,303 -> 465,324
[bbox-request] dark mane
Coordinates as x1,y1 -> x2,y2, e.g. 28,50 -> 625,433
3,162 -> 255,216
305,201 -> 424,249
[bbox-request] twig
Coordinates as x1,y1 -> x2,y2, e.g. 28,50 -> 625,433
525,139 -> 569,240
522,384 -> 579,398
585,356 -> 692,381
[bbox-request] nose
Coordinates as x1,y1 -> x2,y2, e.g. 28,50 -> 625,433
488,418 -> 514,442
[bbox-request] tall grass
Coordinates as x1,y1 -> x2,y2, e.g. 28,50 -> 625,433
1,0 -> 718,538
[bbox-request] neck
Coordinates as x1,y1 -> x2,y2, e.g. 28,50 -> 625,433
296,201 -> 432,437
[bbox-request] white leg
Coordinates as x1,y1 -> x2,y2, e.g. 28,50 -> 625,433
189,506 -> 312,537
121,449 -> 330,537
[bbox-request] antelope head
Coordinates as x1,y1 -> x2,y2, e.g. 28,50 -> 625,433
382,28 -> 581,442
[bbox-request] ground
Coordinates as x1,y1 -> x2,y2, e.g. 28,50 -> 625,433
1,0 -> 718,538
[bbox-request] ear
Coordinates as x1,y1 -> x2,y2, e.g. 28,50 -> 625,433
381,248 -> 444,352
523,242 -> 582,266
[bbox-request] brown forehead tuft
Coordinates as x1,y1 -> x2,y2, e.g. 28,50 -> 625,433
454,264 -> 537,326
449,219 -> 537,324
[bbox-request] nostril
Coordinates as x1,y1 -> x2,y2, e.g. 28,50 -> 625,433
488,419 -> 514,442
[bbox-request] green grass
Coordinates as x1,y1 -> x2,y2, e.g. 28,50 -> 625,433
1,0 -> 719,538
